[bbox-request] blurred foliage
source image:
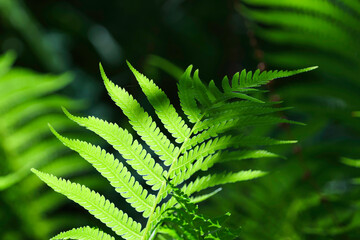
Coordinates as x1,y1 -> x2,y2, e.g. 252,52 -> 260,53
0,0 -> 360,239
231,0 -> 360,239
0,51 -> 109,239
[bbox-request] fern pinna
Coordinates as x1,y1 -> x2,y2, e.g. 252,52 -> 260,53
32,61 -> 314,239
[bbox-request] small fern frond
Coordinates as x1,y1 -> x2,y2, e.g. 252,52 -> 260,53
223,67 -> 318,92
52,226 -> 115,240
31,169 -> 143,240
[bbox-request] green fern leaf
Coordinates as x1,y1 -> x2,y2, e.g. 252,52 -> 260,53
32,61 -> 311,239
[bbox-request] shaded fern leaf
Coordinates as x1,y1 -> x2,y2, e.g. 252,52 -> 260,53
32,61 -> 311,239
239,0 -> 360,81
239,0 -> 360,119
237,2 -> 360,239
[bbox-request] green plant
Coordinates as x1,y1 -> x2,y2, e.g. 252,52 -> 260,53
239,0 -> 360,122
232,2 -> 360,239
32,61 -> 313,239
0,51 -> 91,239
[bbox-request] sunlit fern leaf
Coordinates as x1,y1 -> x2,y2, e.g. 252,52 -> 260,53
52,226 -> 115,240
0,52 -> 89,239
32,62 -> 311,240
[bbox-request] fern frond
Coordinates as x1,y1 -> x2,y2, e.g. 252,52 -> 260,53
52,226 -> 115,240
32,61 -> 311,239
31,169 -> 143,240
224,67 -> 318,92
